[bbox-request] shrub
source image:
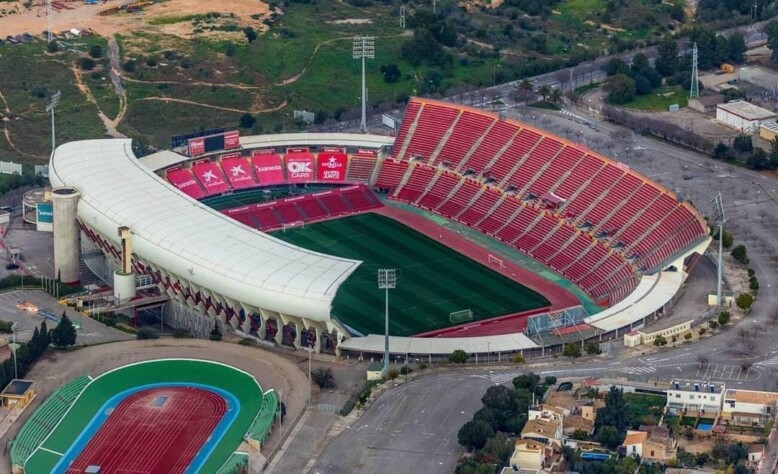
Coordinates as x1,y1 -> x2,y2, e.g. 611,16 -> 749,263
512,354 -> 525,364
449,349 -> 468,364
88,44 -> 103,59
209,321 -> 222,341
709,320 -> 719,330
563,343 -> 581,357
0,320 -> 13,333
654,335 -> 667,346
731,245 -> 748,264
312,367 -> 336,389
749,276 -> 759,291
172,328 -> 191,338
544,376 -> 557,385
47,41 -> 58,53
239,113 -> 256,129
122,59 -> 137,73
585,342 -> 602,355
224,42 -> 237,57
340,381 -> 379,416
238,337 -> 255,346
747,268 -> 755,277
78,57 -> 96,70
136,327 -> 159,340
386,368 -> 400,381
736,293 -> 754,310
718,311 -> 731,326
399,365 -> 413,375
699,327 -> 707,336
684,333 -> 693,340
146,57 -> 158,67
417,361 -> 428,371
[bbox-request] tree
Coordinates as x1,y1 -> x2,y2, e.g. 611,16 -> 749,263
482,385 -> 516,412
243,26 -> 258,43
517,79 -> 534,101
653,335 -> 667,346
736,293 -> 754,310
684,332 -> 693,340
708,320 -> 719,330
733,134 -> 753,153
51,313 -> 77,348
239,113 -> 256,129
595,386 -> 627,434
656,37 -> 678,77
768,20 -> 778,62
630,53 -> 651,75
671,334 -> 678,345
457,419 -> 494,449
380,64 -> 402,83
604,74 -> 636,105
78,57 -> 96,71
224,42 -> 237,57
89,44 -> 103,59
604,58 -> 629,77
585,342 -> 601,355
480,432 -> 512,465
718,311 -> 731,326
312,367 -> 336,389
449,349 -> 468,364
731,245 -> 748,264
633,74 -> 653,95
209,321 -> 222,341
713,229 -> 733,249
512,373 -> 540,392
595,425 -> 622,449
122,60 -> 137,73
549,88 -> 563,104
727,32 -> 747,63
401,28 -> 444,66
47,41 -> 59,53
713,142 -> 729,159
538,84 -> 552,101
563,343 -> 581,358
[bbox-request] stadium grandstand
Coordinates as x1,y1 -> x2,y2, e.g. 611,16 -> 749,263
48,97 -> 710,359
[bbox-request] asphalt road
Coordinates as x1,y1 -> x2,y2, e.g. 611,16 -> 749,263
311,373 -> 493,474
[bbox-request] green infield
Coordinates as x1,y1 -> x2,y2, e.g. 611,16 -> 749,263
272,213 -> 550,336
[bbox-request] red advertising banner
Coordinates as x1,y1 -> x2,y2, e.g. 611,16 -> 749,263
252,148 -> 275,156
224,130 -> 240,150
192,161 -> 230,195
285,153 -> 315,183
286,147 -> 309,153
322,146 -> 344,153
316,152 -> 347,182
220,155 -> 257,189
356,148 -> 377,157
188,137 -> 205,156
252,154 -> 285,185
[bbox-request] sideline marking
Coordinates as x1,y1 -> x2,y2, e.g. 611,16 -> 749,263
39,447 -> 64,457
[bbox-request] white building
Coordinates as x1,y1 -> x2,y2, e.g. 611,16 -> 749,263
721,389 -> 778,427
622,430 -> 646,458
666,380 -> 725,415
716,100 -> 777,133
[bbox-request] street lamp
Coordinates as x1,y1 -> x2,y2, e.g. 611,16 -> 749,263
378,268 -> 396,377
493,63 -> 501,87
11,322 -> 18,379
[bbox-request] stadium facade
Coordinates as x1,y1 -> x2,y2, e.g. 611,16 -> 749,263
48,98 -> 711,356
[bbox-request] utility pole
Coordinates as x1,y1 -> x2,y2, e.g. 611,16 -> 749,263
352,36 -> 375,133
689,43 -> 699,99
378,268 -> 396,377
46,91 -> 61,157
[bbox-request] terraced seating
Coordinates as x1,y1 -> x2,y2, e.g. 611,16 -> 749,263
346,155 -> 377,182
246,389 -> 278,444
11,376 -> 91,467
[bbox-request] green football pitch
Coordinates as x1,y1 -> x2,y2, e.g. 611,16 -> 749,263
272,213 -> 550,336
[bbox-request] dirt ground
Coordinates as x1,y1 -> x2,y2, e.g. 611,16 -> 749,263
0,0 -> 271,39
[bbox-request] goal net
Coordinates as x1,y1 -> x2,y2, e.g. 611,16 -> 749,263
450,309 -> 474,324
282,221 -> 305,232
488,254 -> 505,269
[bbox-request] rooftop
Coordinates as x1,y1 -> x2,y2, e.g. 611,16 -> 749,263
724,389 -> 778,405
669,380 -> 725,394
1,379 -> 34,396
563,415 -> 594,433
623,430 -> 647,446
760,121 -> 778,133
522,418 -> 561,439
691,94 -> 724,107
748,444 -> 764,454
717,100 -> 776,121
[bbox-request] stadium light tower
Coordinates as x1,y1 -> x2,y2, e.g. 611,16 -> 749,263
47,0 -> 53,44
46,90 -> 61,157
352,36 -> 375,133
377,268 -> 396,377
711,193 -> 725,306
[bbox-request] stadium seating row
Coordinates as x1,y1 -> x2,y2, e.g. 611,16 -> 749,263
246,389 -> 278,445
376,98 -> 708,304
225,185 -> 382,232
10,376 -> 91,466
165,152 -> 378,200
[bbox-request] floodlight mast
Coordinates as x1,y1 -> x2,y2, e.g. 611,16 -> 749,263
46,90 -> 61,157
711,193 -> 725,306
377,268 -> 396,377
352,36 -> 375,133
47,0 -> 52,44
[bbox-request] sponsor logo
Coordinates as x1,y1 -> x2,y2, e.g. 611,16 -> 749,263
287,161 -> 312,174
177,179 -> 197,189
322,171 -> 340,179
255,165 -> 282,172
201,170 -> 218,182
230,165 -> 248,177
322,156 -> 344,169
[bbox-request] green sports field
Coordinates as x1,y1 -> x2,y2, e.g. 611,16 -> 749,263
272,213 -> 550,336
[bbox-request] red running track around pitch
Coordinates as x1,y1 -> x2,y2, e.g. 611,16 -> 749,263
65,387 -> 226,474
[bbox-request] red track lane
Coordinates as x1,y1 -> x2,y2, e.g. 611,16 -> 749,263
65,387 -> 226,474
372,206 -> 581,337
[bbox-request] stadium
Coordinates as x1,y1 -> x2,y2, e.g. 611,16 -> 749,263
48,97 -> 711,359
10,359 -> 277,473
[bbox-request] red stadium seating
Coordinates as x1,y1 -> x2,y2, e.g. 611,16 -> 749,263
192,161 -> 231,196
166,168 -> 206,200
220,156 -> 258,190
346,155 -> 377,182
372,97 -> 710,306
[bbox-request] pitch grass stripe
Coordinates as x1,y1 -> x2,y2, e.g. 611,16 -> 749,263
273,214 -> 548,336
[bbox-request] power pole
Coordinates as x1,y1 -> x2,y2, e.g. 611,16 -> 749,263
689,43 -> 699,99
352,36 -> 375,133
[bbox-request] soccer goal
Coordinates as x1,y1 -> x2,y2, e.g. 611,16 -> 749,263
450,309 -> 474,324
282,221 -> 305,232
488,254 -> 505,269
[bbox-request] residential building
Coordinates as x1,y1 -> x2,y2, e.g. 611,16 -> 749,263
622,430 -> 646,457
522,405 -> 564,447
666,380 -> 725,416
721,389 -> 778,427
716,100 -> 777,133
748,444 -> 764,471
509,439 -> 545,471
642,426 -> 677,462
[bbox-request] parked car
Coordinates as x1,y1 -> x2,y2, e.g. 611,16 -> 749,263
5,262 -> 19,270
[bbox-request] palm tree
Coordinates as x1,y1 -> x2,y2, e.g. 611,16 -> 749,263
511,79 -> 534,105
549,88 -> 564,104
538,84 -> 552,102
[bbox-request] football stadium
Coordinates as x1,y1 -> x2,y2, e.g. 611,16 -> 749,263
10,359 -> 277,473
47,97 -> 711,359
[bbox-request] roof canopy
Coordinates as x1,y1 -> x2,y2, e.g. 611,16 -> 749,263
49,139 -> 360,321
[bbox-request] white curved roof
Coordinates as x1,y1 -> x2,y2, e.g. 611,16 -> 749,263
49,139 -> 361,321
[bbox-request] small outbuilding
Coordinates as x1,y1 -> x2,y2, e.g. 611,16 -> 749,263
688,94 -> 724,114
0,379 -> 36,409
716,100 -> 777,133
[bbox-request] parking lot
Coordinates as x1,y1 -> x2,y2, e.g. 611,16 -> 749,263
0,289 -> 132,345
696,362 -> 761,382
